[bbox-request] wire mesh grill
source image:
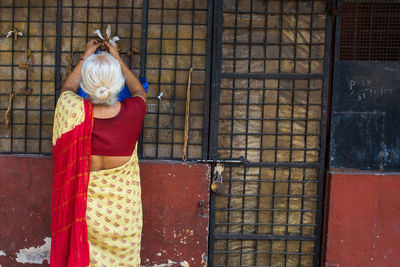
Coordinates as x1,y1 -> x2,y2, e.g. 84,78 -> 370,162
339,1 -> 400,61
0,0 -> 57,153
142,0 -> 209,159
0,0 -> 210,160
221,0 -> 326,75
209,1 -> 329,266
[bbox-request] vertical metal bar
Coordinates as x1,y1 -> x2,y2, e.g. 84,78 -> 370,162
170,0 -> 180,159
288,2 -> 299,265
154,0 -> 164,159
39,0 -> 45,153
208,0 -> 223,160
54,0 -> 62,102
299,167 -> 306,266
208,191 -> 216,267
241,0 -> 254,263
228,1 -> 238,262
202,0 -> 214,160
70,1 -> 75,74
255,1 -> 269,264
207,0 -> 223,264
86,0 -> 89,43
304,1 -> 315,265
10,0 -> 15,152
100,0 -> 104,32
270,1 -> 285,264
137,0 -> 149,158
314,5 -> 334,267
140,0 -> 148,79
24,0 -> 31,152
128,2 -> 135,69
115,0 -> 119,36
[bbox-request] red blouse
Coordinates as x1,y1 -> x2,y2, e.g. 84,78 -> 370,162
91,96 -> 146,156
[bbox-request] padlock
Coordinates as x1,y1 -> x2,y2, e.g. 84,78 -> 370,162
211,163 -> 224,193
211,179 -> 223,194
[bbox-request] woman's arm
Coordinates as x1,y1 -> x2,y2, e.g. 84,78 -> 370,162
60,39 -> 101,94
104,41 -> 146,102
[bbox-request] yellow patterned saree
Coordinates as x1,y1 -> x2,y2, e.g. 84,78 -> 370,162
51,91 -> 142,267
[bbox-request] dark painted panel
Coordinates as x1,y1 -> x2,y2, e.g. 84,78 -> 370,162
331,112 -> 384,170
330,61 -> 400,171
0,157 -> 210,267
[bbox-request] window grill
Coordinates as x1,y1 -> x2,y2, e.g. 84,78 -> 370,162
142,0 -> 210,160
0,0 -> 57,154
0,0 -> 210,160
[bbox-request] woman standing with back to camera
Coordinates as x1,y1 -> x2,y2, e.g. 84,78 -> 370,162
50,39 -> 146,267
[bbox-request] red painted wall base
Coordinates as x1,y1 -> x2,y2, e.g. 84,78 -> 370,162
325,172 -> 400,267
0,157 -> 210,267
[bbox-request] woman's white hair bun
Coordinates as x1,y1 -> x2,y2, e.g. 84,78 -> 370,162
80,51 -> 125,105
95,86 -> 111,102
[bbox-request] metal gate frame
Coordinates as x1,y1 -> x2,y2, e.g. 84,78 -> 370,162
206,1 -> 334,266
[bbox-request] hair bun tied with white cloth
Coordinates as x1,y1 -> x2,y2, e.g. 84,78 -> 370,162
95,86 -> 111,102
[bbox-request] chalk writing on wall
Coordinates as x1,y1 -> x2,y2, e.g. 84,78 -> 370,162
348,79 -> 393,102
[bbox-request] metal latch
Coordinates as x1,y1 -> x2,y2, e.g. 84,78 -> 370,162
197,157 -> 247,194
196,156 -> 248,166
198,200 -> 209,218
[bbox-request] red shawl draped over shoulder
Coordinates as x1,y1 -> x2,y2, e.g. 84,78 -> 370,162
50,91 -> 93,267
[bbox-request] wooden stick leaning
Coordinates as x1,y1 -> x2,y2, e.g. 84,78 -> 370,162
5,93 -> 15,127
182,68 -> 193,161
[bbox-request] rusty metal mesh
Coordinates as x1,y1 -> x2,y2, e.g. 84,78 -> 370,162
340,1 -> 400,61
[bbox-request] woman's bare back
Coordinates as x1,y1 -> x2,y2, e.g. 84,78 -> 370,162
91,155 -> 131,171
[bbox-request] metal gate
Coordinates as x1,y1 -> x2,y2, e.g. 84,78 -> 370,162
207,1 -> 331,266
0,0 -> 332,266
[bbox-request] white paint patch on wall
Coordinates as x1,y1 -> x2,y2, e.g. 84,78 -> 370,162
0,250 -> 5,267
15,237 -> 51,264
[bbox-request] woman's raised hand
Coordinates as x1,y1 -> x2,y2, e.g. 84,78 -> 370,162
104,41 -> 121,61
83,39 -> 101,58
